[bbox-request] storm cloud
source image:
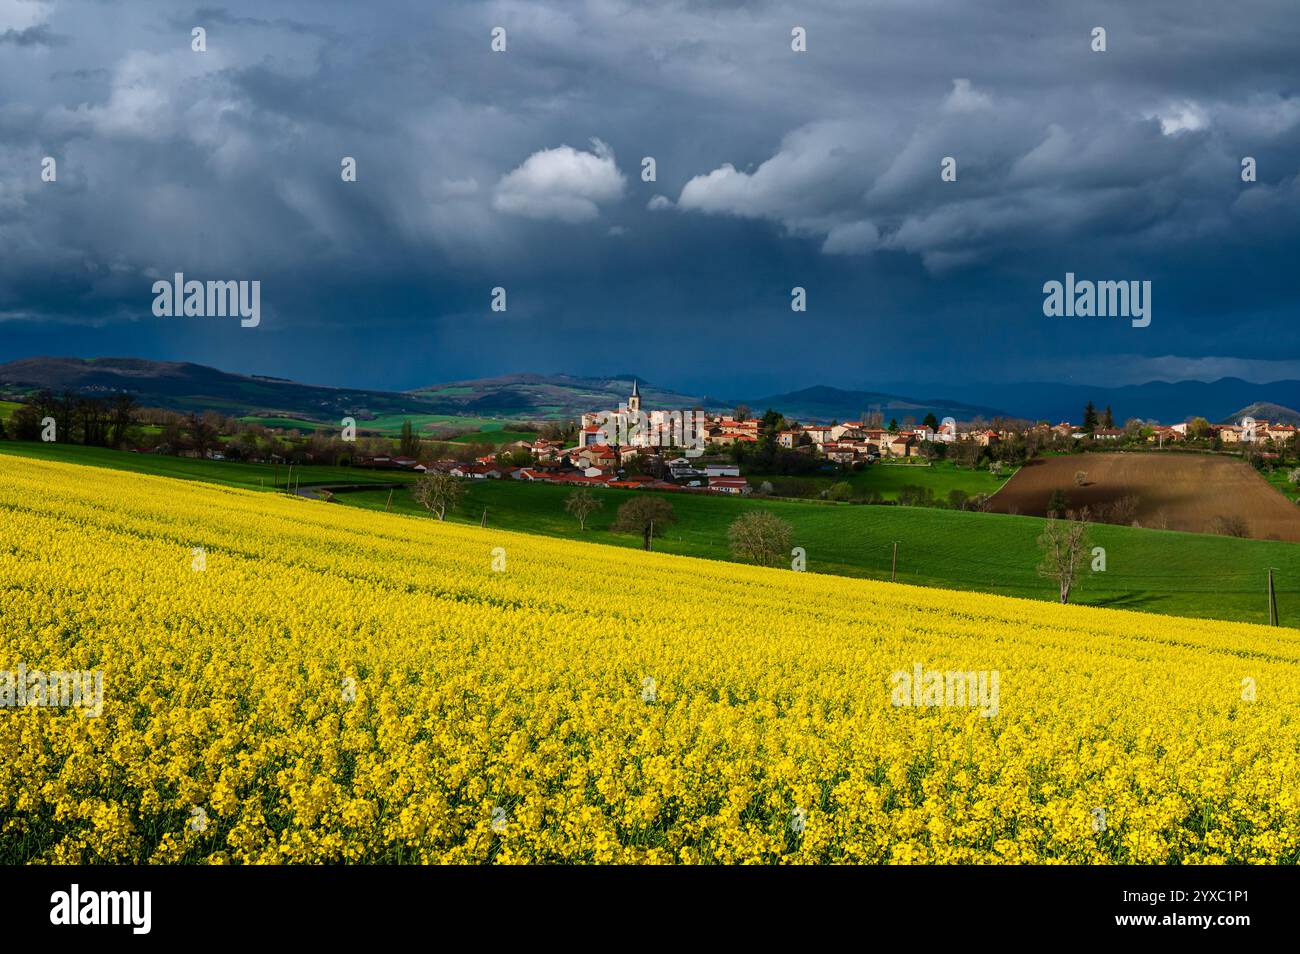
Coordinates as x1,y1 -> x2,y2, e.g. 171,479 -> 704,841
0,0 -> 1297,395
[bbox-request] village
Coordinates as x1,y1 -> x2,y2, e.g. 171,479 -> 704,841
349,381 -> 1300,496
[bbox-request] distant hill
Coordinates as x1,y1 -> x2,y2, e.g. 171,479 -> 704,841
1220,402 -> 1300,426
741,385 -> 1008,423
20,356 -> 1289,429
0,359 -> 725,422
410,373 -> 728,417
0,356 -> 432,421
957,378 -> 1300,425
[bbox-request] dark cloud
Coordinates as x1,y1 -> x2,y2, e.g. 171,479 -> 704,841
0,0 -> 1297,395
0,23 -> 66,46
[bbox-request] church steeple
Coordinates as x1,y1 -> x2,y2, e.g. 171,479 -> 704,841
628,378 -> 641,413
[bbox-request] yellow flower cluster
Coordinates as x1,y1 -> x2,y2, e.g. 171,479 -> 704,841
1,455 -> 1298,864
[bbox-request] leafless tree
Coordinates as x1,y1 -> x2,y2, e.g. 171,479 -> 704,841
1036,510 -> 1092,603
1212,514 -> 1249,538
727,510 -> 794,567
564,489 -> 603,530
411,472 -> 466,520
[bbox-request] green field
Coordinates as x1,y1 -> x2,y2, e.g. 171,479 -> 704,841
752,459 -> 1014,501
0,443 -> 410,491
1263,467 -> 1300,503
237,415 -> 330,433
447,428 -> 536,446
357,413 -> 504,436
6,440 -> 1300,628
0,401 -> 20,422
236,412 -> 523,438
339,477 -> 1300,628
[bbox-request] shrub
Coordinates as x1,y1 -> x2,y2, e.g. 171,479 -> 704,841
827,481 -> 854,502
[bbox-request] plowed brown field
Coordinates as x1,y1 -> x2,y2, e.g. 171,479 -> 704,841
988,452 -> 1300,541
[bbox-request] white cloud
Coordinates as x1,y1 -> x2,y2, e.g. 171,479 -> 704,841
647,194 -> 673,211
943,78 -> 991,114
675,121 -> 871,228
493,137 -> 626,223
1151,101 -> 1208,136
676,163 -> 757,215
0,0 -> 48,33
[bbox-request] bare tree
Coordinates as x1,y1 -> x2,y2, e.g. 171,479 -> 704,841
1101,495 -> 1140,526
1074,470 -> 1088,486
727,510 -> 794,567
1212,514 -> 1249,538
1036,510 -> 1092,603
411,472 -> 466,520
564,488 -> 603,530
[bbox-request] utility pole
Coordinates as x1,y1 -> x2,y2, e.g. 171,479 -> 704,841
1268,568 -> 1279,626
891,542 -> 898,583
286,465 -> 293,494
384,489 -> 393,513
481,508 -> 488,528
648,519 -> 654,552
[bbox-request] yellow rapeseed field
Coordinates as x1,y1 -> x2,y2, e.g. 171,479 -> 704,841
2,454 -> 1299,864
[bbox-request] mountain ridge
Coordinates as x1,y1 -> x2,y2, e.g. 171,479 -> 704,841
5,356 -> 1300,427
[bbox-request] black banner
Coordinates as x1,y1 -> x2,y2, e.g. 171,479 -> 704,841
0,864 -> 1285,941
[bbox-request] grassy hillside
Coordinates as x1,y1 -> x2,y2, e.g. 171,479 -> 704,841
237,413 -> 519,438
5,440 -> 1298,627
343,477 -> 1300,627
1263,467 -> 1300,503
447,428 -> 536,445
753,459 -> 1014,501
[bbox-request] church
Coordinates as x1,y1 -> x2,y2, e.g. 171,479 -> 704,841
580,380 -> 703,454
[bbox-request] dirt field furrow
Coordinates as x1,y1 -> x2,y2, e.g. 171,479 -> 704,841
988,452 -> 1300,541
